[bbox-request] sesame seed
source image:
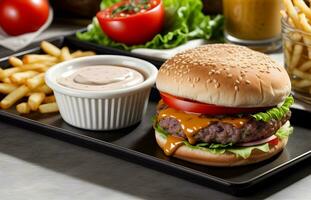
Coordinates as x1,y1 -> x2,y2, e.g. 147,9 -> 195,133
215,82 -> 220,88
234,85 -> 239,91
245,80 -> 251,84
227,74 -> 232,78
235,80 -> 240,84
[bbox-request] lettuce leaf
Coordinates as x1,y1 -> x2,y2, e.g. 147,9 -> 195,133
154,122 -> 293,159
275,121 -> 293,139
252,96 -> 294,122
77,0 -> 224,50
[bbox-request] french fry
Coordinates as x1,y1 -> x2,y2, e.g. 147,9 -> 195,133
10,71 -> 39,85
2,77 -> 12,84
290,32 -> 302,42
32,84 -> 53,94
60,47 -> 72,61
40,41 -> 61,57
26,73 -> 45,89
299,13 -> 311,32
8,57 -> 23,68
43,95 -> 56,103
292,79 -> 311,88
19,63 -> 47,72
303,36 -> 311,59
284,46 -> 291,67
16,102 -> 31,114
292,69 -> 311,80
285,40 -> 293,53
299,60 -> 311,71
283,0 -> 300,28
28,92 -> 45,111
290,44 -> 303,69
0,67 -> 21,80
39,102 -> 59,113
0,83 -> 18,94
71,50 -> 82,58
0,85 -> 30,109
293,0 -> 311,19
71,51 -> 95,58
22,54 -> 58,64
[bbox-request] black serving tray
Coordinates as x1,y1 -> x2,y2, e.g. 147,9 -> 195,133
0,36 -> 310,196
65,33 -> 165,67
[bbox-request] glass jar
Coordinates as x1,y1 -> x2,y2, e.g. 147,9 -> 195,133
282,18 -> 311,103
223,0 -> 282,52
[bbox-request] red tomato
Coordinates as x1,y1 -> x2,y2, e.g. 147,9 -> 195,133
0,0 -> 50,36
160,92 -> 270,115
268,137 -> 279,146
96,0 -> 164,45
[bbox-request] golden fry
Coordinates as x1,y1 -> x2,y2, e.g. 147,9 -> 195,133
299,13 -> 311,32
0,85 -> 30,109
43,95 -> 56,103
290,44 -> 303,69
32,84 -> 53,94
26,73 -> 45,89
284,47 -> 291,67
19,63 -> 48,72
0,83 -> 18,94
2,77 -> 12,84
16,102 -> 31,114
293,0 -> 311,19
292,79 -> 311,88
39,102 -> 59,113
283,0 -> 300,28
0,67 -> 21,80
28,92 -> 45,111
290,32 -> 302,42
299,60 -> 311,71
10,71 -> 39,85
60,47 -> 72,61
303,36 -> 311,59
22,54 -> 58,64
8,57 -> 23,68
41,41 -> 61,57
285,40 -> 293,53
71,51 -> 95,58
292,69 -> 311,80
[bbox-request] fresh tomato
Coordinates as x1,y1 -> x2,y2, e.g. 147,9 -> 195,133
0,0 -> 50,36
160,92 -> 270,115
96,0 -> 164,45
268,137 -> 279,146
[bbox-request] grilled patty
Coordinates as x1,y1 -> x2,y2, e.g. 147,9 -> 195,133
156,105 -> 291,144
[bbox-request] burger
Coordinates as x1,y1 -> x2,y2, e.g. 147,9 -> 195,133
154,44 -> 294,167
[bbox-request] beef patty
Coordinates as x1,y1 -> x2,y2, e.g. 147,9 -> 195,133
156,105 -> 291,144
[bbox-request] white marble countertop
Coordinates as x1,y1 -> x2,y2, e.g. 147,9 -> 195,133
0,24 -> 310,200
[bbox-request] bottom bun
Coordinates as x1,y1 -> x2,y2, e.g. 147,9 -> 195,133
155,130 -> 288,167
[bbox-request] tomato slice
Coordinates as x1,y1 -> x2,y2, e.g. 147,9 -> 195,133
160,92 -> 270,115
268,137 -> 279,146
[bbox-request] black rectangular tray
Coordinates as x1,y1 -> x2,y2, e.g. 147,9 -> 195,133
0,36 -> 310,196
65,33 -> 165,67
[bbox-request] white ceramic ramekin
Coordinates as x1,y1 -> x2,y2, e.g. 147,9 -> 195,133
45,55 -> 158,130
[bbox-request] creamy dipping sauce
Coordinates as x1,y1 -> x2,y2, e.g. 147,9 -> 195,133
57,65 -> 144,91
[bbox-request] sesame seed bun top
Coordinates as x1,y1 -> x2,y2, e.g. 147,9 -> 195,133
156,44 -> 291,107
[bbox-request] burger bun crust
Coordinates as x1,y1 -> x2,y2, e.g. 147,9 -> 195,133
155,130 -> 288,167
156,44 -> 291,107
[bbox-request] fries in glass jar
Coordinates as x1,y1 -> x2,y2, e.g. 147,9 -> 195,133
282,0 -> 311,102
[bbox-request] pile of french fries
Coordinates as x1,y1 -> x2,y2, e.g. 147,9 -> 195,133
281,0 -> 311,94
0,41 -> 95,114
